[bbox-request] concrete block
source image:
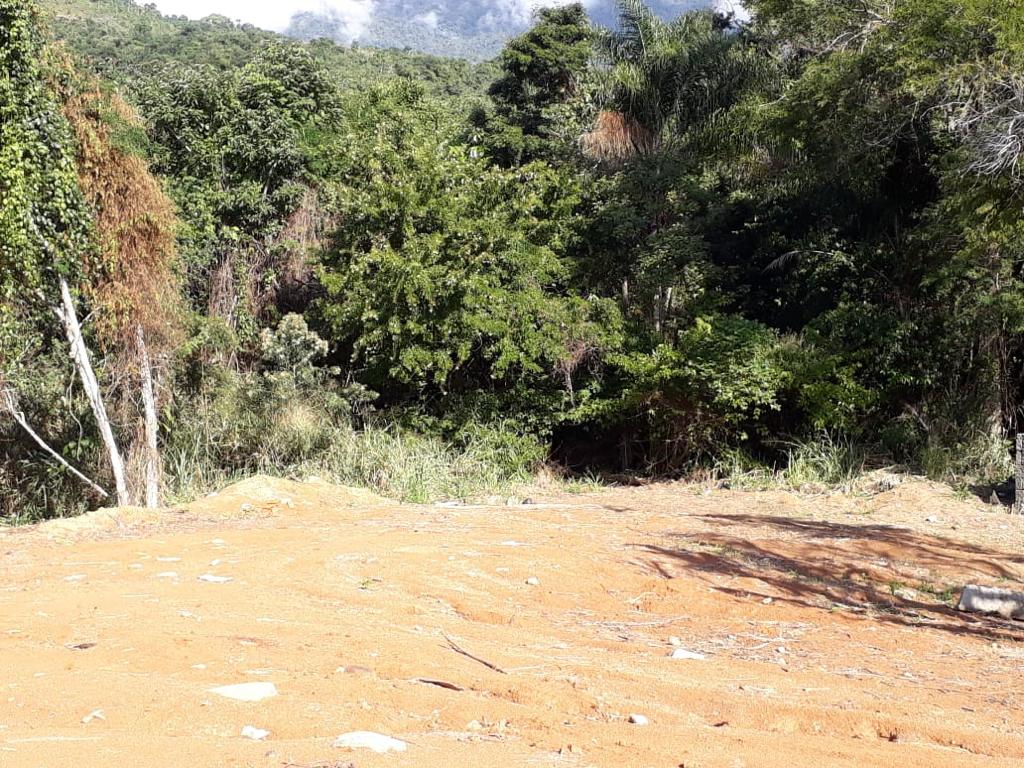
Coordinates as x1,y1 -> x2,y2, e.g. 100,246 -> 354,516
957,584 -> 1024,620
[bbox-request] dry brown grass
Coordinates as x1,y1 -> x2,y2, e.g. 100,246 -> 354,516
62,77 -> 183,361
58,62 -> 186,504
581,110 -> 658,165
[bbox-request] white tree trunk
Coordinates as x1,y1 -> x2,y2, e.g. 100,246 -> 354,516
136,325 -> 161,509
1,381 -> 109,499
1016,433 -> 1024,515
57,277 -> 129,507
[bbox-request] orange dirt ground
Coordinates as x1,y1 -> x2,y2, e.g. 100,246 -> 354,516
1,477 -> 1022,767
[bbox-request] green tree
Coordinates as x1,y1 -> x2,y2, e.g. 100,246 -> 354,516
476,3 -> 593,166
132,43 -> 339,338
318,84 -> 621,430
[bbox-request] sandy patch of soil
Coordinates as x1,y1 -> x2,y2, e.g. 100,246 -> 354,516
1,478 -> 1022,767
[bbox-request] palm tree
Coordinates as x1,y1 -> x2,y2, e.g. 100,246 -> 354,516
583,0 -> 763,164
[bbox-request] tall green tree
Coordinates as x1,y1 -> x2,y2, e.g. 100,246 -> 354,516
475,3 -> 593,166
318,83 -> 621,430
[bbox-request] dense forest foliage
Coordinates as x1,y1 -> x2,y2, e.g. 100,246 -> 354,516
4,0 -> 1024,520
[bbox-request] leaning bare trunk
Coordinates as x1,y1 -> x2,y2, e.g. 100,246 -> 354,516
0,379 -> 110,499
57,277 -> 129,507
1016,433 -> 1024,516
136,325 -> 161,508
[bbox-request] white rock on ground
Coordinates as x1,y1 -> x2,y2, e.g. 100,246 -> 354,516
333,731 -> 408,753
241,725 -> 270,740
957,584 -> 1024,620
526,577 -> 540,586
628,714 -> 649,726
198,574 -> 233,584
208,682 -> 278,702
669,648 -> 706,660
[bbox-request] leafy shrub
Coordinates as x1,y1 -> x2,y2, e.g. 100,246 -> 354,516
574,314 -> 790,472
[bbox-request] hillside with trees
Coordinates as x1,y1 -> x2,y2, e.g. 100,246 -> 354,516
4,0 -> 1024,521
284,0 -> 710,60
40,0 -> 498,94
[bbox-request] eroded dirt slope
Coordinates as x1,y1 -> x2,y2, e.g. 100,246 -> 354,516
1,477 -> 1022,767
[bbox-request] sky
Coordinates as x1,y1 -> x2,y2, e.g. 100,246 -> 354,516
140,1 -> 582,34
142,1 -> 377,33
139,1 -> 747,37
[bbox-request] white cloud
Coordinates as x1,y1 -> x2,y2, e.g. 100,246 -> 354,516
477,0 -> 597,32
713,0 -> 750,23
139,0 -> 376,34
415,9 -> 440,29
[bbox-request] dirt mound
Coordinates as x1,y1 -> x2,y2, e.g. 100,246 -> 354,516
1,478 -> 1021,767
1,476 -> 387,543
187,474 -> 389,517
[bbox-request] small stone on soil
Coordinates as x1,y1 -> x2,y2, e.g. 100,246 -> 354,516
669,648 -> 706,660
628,714 -> 649,725
526,577 -> 540,586
198,574 -> 232,584
208,682 -> 278,702
241,725 -> 269,741
335,665 -> 374,676
332,731 -> 407,753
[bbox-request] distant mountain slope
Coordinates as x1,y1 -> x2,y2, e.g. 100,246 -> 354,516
39,0 -> 498,95
286,1 -> 713,61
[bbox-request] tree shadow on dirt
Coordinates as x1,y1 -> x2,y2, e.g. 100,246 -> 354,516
634,514 -> 1024,642
698,513 -> 1024,579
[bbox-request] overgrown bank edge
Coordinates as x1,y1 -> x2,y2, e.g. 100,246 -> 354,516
4,1 -> 1024,521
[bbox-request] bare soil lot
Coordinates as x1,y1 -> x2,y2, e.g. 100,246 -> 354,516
1,477 -> 1022,767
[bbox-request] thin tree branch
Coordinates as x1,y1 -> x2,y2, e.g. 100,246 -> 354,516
0,383 -> 109,499
442,632 -> 507,674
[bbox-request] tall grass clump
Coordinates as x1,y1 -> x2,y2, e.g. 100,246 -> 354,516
918,429 -> 1012,487
781,433 -> 869,492
711,433 -> 871,493
162,315 -> 543,504
163,404 -> 541,505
